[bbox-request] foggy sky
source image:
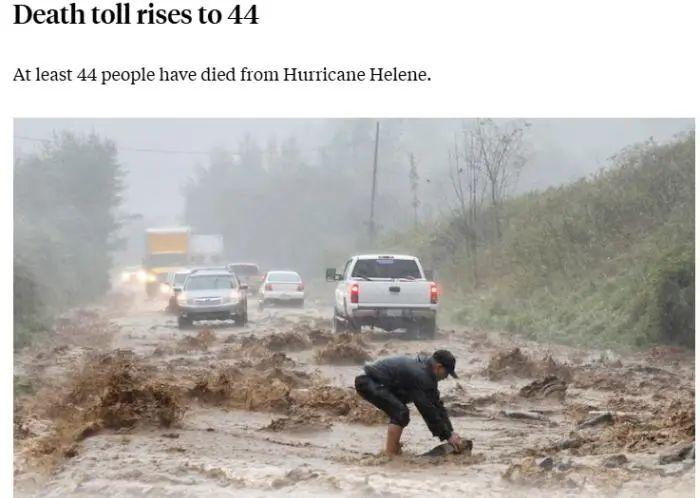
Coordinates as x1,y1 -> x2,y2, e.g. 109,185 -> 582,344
14,118 -> 693,266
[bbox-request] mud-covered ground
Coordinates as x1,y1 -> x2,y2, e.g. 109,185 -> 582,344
14,290 -> 695,497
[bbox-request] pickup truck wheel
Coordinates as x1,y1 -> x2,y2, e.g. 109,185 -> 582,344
420,317 -> 437,339
332,314 -> 346,333
177,316 -> 192,329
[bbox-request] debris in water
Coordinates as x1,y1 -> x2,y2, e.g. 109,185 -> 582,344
291,386 -> 387,425
177,328 -> 216,351
555,437 -> 585,450
271,467 -> 319,489
22,351 -> 185,468
538,456 -> 554,471
314,333 -> 372,365
602,454 -> 628,468
659,443 -> 695,465
262,415 -> 331,433
238,331 -> 311,355
308,328 -> 333,346
501,410 -> 553,424
265,331 -> 311,352
486,348 -> 571,381
256,352 -> 296,369
519,376 -> 568,400
577,412 -> 614,430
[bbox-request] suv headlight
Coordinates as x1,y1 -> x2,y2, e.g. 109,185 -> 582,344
224,290 -> 240,304
177,292 -> 187,305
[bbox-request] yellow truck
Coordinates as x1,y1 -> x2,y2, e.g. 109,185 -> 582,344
143,227 -> 190,297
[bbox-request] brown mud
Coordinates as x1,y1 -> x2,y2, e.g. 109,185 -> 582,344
314,333 -> 372,365
485,347 -> 573,381
13,301 -> 694,497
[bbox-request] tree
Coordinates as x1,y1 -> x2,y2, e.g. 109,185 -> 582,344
447,129 -> 485,286
471,118 -> 530,239
14,132 -> 124,347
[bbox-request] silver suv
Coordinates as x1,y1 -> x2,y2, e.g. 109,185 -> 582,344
176,269 -> 248,328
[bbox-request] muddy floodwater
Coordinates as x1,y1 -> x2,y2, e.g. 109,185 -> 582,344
14,291 -> 695,497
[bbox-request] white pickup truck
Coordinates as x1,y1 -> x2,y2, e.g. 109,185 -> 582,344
326,254 -> 438,338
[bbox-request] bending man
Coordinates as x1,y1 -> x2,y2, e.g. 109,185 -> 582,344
355,349 -> 465,455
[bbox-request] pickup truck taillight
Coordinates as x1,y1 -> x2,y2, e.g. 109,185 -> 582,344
265,283 -> 273,291
350,283 -> 359,304
430,283 -> 439,304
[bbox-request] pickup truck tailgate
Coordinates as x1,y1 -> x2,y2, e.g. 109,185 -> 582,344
355,280 -> 432,307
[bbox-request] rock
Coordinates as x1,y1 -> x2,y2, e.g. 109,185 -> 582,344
538,456 -> 554,471
602,454 -> 628,468
422,442 -> 455,457
421,440 -> 473,457
557,437 -> 584,450
659,443 -> 695,465
577,412 -> 614,430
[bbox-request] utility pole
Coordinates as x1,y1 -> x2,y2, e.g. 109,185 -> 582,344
409,152 -> 420,228
368,121 -> 380,245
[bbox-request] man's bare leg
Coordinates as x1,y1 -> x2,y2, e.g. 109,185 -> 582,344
386,424 -> 403,455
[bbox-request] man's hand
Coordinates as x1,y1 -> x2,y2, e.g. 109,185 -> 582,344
448,433 -> 464,452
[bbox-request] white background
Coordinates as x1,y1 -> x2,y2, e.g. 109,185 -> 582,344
2,0 -> 698,494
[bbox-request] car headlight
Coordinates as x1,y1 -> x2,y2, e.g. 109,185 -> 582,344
225,290 -> 240,303
160,283 -> 170,294
137,270 -> 148,283
120,272 -> 130,282
147,273 -> 157,283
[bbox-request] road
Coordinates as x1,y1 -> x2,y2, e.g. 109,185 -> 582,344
14,292 -> 695,497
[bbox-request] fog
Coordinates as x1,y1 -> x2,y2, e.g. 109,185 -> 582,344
14,118 -> 692,274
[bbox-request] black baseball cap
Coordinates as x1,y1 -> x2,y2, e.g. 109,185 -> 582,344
433,349 -> 458,378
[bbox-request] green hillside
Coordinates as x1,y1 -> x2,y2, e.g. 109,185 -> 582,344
387,133 -> 694,350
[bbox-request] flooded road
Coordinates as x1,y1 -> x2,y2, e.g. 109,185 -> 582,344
14,293 -> 695,497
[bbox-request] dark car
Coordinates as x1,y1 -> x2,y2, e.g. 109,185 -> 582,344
176,269 -> 248,328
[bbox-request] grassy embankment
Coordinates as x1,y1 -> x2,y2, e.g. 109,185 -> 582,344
386,134 -> 694,350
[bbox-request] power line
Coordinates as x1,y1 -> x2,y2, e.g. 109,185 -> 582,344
13,135 -> 237,157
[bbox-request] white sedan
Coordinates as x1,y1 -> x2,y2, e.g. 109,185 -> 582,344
259,271 -> 304,308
